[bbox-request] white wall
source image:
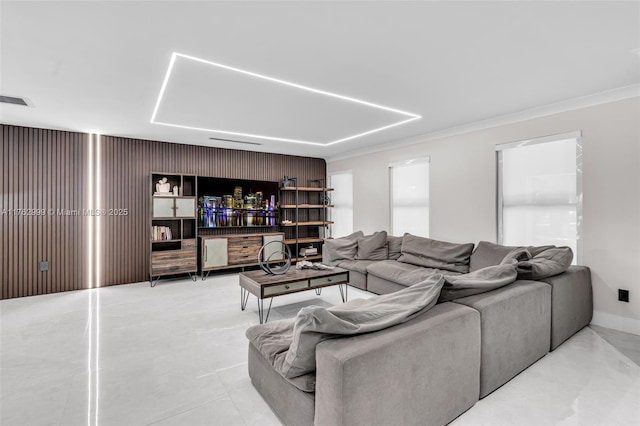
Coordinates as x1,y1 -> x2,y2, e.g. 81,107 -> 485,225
328,97 -> 640,334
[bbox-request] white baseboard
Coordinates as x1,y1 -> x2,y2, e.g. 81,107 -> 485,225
591,311 -> 640,336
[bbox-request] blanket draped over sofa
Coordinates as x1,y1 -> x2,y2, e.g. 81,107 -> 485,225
246,274 -> 445,391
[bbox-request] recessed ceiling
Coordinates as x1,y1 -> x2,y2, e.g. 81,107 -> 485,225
151,52 -> 420,145
0,1 -> 638,159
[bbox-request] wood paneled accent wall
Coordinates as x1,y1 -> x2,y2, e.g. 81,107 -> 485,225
1,124 -> 326,298
1,125 -> 90,299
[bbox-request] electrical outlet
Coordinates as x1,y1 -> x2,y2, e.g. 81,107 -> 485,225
39,261 -> 48,272
618,289 -> 629,303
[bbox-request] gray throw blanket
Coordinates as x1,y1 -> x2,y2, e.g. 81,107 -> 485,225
246,274 -> 445,389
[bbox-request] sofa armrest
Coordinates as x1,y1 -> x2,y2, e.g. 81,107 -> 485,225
314,303 -> 480,426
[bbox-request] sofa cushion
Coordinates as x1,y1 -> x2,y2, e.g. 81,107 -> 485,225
470,241 -> 519,271
517,246 -> 573,280
355,231 -> 388,260
387,235 -> 403,260
453,281 -> 551,397
398,234 -> 474,273
323,231 -> 364,262
539,266 -> 592,350
248,343 -> 316,424
438,262 -> 518,302
367,259 -> 453,287
314,303 -> 481,426
335,259 -> 378,274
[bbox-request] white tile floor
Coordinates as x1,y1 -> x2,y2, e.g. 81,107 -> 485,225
1,274 -> 639,426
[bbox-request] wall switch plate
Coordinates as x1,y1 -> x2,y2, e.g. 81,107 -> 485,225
39,261 -> 48,272
618,289 -> 629,303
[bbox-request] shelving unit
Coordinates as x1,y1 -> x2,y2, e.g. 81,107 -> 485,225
147,173 -> 332,282
150,173 -> 197,286
279,178 -> 333,262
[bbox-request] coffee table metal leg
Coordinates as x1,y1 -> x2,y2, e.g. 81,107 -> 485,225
338,283 -> 348,303
257,297 -> 273,324
240,288 -> 250,311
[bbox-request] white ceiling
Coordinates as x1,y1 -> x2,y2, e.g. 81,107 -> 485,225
1,1 -> 638,159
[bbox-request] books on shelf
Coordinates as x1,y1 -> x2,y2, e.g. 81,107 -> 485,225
152,225 -> 173,241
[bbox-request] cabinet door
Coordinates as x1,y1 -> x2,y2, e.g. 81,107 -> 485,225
203,238 -> 228,269
153,198 -> 175,218
262,234 -> 284,261
175,198 -> 195,218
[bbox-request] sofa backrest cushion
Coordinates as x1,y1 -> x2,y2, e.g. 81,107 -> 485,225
516,246 -> 573,279
398,234 -> 474,273
527,245 -> 556,257
470,241 -> 558,271
323,231 -> 364,262
387,235 -> 403,260
355,231 -> 389,260
438,261 -> 518,302
469,241 -> 519,271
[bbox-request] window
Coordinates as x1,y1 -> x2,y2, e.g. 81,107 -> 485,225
329,171 -> 353,238
390,158 -> 430,237
497,131 -> 582,262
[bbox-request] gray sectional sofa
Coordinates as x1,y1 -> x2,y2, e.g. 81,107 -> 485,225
247,232 -> 593,425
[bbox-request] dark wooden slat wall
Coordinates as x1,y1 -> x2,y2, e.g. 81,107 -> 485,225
1,125 -> 326,297
98,136 -> 325,288
1,125 -> 89,299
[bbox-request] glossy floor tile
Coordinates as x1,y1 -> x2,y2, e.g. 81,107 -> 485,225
591,324 -> 640,366
2,274 -> 639,426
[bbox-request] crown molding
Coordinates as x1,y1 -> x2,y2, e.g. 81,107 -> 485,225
325,84 -> 640,163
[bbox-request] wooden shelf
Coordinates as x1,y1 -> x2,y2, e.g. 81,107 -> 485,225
197,225 -> 278,229
293,255 -> 323,262
281,221 -> 333,227
279,187 -> 334,192
152,239 -> 182,243
199,207 -> 276,211
285,237 -> 324,244
280,204 -> 334,208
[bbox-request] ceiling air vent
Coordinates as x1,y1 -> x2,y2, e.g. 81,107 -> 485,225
0,95 -> 32,107
209,137 -> 261,146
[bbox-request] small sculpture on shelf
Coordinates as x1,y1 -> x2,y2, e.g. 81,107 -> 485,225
155,177 -> 172,195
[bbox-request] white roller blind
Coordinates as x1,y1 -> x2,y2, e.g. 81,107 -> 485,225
329,171 -> 353,238
498,136 -> 580,261
390,159 -> 429,237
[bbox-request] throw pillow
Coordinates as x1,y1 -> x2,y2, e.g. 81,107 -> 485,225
341,230 -> 365,241
469,241 -> 520,271
516,246 -> 573,279
438,262 -> 518,302
398,233 -> 474,273
387,235 -> 403,260
322,231 -> 364,263
355,231 -> 388,260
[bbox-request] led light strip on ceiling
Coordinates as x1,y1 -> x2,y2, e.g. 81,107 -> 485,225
151,52 -> 421,146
